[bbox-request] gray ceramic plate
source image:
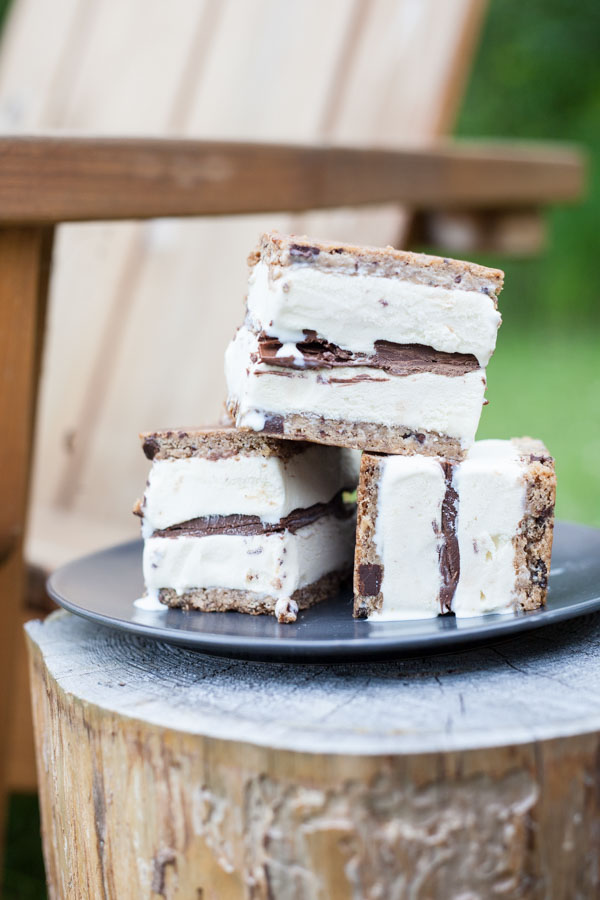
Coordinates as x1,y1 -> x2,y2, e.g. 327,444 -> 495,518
47,521 -> 600,663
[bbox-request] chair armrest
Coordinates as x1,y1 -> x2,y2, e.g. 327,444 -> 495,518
0,136 -> 585,224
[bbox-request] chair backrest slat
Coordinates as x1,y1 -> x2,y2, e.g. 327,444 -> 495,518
0,0 -> 486,564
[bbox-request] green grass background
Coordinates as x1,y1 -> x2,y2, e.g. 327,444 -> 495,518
3,1 -> 599,896
478,331 -> 599,526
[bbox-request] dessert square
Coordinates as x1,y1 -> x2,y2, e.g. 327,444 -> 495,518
135,426 -> 355,622
354,438 -> 556,619
226,232 -> 504,459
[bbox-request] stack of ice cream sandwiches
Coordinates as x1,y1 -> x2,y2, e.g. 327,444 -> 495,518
135,231 -> 556,623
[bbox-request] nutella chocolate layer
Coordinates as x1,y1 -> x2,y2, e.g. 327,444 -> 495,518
257,333 -> 480,378
151,493 -> 352,539
438,462 -> 460,614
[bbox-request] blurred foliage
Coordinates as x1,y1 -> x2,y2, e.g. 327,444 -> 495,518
456,0 -> 600,328
453,0 -> 600,526
479,331 -> 600,526
3,795 -> 45,899
0,0 -> 11,31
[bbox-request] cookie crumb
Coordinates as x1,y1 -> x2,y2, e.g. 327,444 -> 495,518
275,597 -> 298,624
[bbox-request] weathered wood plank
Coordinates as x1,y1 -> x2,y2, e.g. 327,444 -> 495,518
0,226 -> 53,846
329,0 -> 484,142
0,137 -> 584,223
3,0 -> 221,801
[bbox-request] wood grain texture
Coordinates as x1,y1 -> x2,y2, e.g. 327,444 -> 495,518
26,611 -> 600,898
0,136 -> 584,223
0,227 -> 53,844
17,0 -> 495,572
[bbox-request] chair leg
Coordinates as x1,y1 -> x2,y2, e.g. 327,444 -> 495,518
0,226 -> 54,866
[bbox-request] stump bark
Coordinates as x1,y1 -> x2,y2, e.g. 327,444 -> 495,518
26,610 -> 600,899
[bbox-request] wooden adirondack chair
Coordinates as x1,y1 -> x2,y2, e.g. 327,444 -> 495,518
0,0 -> 584,854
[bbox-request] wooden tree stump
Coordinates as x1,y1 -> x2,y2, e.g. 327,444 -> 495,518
26,610 -> 600,899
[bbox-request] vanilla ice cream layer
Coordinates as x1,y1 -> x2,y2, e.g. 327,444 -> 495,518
371,457 -> 445,620
143,513 -> 355,602
247,260 -> 500,366
226,327 -> 486,447
452,440 -> 525,616
142,445 -> 348,537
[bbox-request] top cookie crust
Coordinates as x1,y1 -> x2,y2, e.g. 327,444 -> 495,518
510,436 -> 554,467
140,426 -> 312,462
250,231 -> 504,301
360,437 -> 554,476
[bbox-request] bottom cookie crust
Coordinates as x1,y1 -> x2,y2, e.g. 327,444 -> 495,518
228,402 -> 465,459
158,568 -> 350,623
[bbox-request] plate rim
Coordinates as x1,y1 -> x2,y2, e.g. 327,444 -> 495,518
47,521 -> 600,662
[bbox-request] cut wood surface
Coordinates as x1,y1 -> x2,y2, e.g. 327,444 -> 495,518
26,611 -> 600,897
0,137 -> 584,223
